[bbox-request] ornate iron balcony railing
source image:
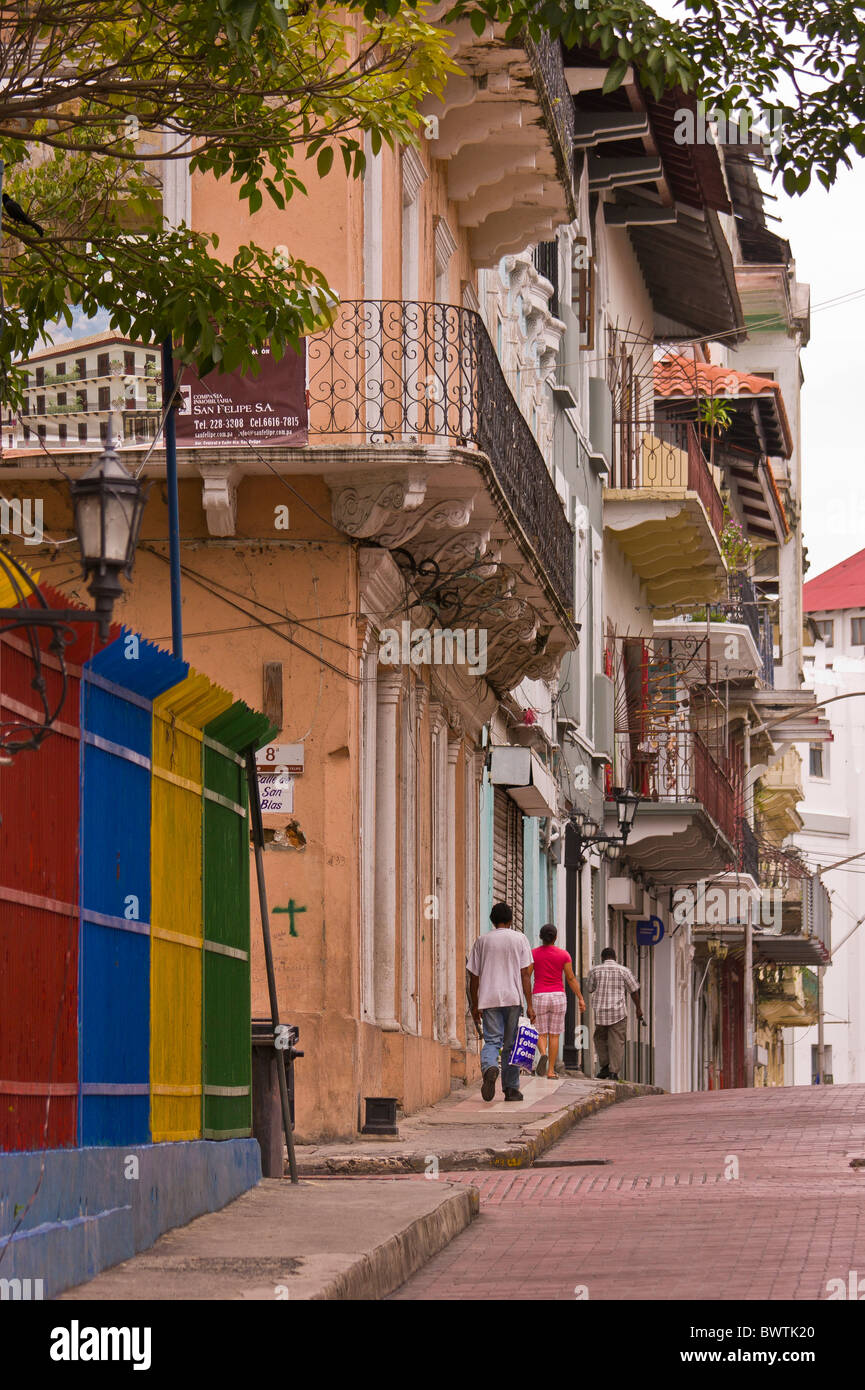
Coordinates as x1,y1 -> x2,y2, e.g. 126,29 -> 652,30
614,725 -> 739,848
526,32 -> 576,216
610,417 -> 725,539
306,300 -> 575,610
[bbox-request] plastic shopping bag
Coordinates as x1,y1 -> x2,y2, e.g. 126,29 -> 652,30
508,1014 -> 540,1072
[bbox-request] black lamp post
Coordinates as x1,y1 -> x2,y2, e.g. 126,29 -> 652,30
70,438 -> 148,639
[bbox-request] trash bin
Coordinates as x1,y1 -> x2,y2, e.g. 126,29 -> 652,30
251,1019 -> 301,1178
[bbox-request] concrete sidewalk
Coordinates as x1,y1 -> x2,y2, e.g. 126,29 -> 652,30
296,1074 -> 663,1175
57,1076 -> 660,1300
59,1176 -> 478,1301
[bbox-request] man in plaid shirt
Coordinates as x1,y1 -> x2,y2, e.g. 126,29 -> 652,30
587,947 -> 643,1081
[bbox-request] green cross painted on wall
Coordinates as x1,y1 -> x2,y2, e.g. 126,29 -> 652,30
273,899 -> 307,937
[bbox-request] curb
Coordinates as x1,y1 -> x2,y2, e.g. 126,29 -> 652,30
309,1183 -> 480,1300
297,1082 -> 664,1177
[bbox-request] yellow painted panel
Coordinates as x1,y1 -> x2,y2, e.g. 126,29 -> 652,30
150,935 -> 202,1140
152,777 -> 202,937
151,692 -> 205,1141
154,674 -> 234,742
149,674 -> 232,1143
152,710 -> 203,784
0,557 -> 39,606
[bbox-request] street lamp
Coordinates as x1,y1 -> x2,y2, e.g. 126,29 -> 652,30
615,787 -> 641,835
70,439 -> 148,639
0,437 -> 147,758
568,785 -> 641,868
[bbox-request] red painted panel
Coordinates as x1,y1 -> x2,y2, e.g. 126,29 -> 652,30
0,625 -> 83,1151
0,903 -> 78,1149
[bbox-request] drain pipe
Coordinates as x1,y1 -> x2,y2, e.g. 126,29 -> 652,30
246,749 -> 299,1183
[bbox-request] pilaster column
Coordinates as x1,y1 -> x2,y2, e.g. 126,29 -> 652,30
446,732 -> 462,1046
374,670 -> 403,1030
429,701 -> 448,1041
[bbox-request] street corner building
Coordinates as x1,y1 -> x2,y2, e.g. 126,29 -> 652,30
0,584 -> 276,1298
0,12 -> 835,1156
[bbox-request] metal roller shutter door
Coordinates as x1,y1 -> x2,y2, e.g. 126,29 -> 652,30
492,787 -> 524,932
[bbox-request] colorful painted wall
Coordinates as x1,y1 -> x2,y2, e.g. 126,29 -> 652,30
0,584 -> 275,1153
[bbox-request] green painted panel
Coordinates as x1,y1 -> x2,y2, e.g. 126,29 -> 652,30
201,731 -> 251,1138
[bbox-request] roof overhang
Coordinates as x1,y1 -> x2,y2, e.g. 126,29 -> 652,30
627,202 -> 746,342
748,689 -> 832,743
754,933 -> 831,967
721,452 -> 790,543
654,356 -> 793,458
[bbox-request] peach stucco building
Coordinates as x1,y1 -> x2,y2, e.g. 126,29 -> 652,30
2,17 -> 825,1136
6,21 -> 581,1139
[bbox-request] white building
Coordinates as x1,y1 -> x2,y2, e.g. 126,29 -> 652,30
789,549 -> 865,1084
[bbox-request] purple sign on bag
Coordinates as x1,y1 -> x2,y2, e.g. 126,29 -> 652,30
509,1017 -> 540,1071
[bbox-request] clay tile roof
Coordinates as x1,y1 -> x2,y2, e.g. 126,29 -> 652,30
654,353 -> 793,458
803,548 -> 865,614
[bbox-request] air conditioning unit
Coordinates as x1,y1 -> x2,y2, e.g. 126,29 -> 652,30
588,377 -> 612,472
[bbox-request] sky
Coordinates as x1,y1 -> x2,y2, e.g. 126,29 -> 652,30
775,166 -> 865,583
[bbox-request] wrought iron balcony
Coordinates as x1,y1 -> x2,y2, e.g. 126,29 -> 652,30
306,300 -> 575,609
758,608 -> 775,687
614,726 -> 739,848
611,418 -> 725,539
526,31 -> 576,211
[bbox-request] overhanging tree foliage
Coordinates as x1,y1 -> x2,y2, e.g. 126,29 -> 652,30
430,0 -> 865,192
0,0 -> 453,396
1,0 -> 863,403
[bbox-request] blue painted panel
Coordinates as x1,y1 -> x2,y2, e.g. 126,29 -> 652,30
0,1139 -> 261,1298
80,745 -> 150,921
78,925 -> 150,1146
78,658 -> 155,1147
82,678 -> 152,759
87,631 -> 188,700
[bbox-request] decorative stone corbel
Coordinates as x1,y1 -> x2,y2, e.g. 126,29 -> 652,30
199,463 -> 242,537
375,495 -> 475,550
358,546 -> 406,620
327,472 -> 428,538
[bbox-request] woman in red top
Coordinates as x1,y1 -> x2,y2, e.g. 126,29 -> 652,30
531,924 -> 586,1079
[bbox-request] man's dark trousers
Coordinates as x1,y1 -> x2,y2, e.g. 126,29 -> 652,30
481,1003 -> 522,1092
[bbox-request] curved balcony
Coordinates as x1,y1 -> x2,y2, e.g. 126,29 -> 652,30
603,421 -> 727,616
306,300 -> 574,611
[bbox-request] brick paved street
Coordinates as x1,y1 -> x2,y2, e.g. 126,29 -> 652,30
391,1085 -> 865,1301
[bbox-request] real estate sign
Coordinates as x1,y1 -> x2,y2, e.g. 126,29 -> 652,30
173,344 -> 307,447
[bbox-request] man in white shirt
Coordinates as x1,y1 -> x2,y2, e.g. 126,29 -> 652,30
467,902 -> 535,1102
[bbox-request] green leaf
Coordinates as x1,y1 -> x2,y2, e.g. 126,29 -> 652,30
316,145 -> 334,177
602,58 -> 629,95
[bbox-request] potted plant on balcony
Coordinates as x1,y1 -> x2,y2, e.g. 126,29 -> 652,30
719,506 -> 753,572
698,395 -> 733,469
